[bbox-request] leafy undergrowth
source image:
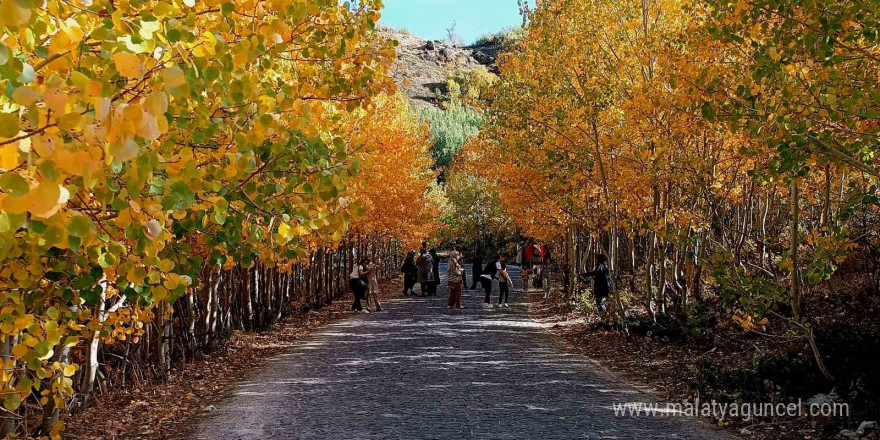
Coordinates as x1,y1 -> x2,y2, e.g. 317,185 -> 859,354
66,281 -> 401,440
531,291 -> 880,440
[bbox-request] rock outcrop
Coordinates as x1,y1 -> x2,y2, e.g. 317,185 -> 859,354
381,27 -> 500,109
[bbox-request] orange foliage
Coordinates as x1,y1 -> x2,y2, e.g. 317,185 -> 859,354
348,94 -> 443,249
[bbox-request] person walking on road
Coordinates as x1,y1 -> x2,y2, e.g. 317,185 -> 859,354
428,248 -> 440,296
470,250 -> 483,291
457,246 -> 468,289
496,261 -> 512,307
447,250 -> 464,309
417,245 -> 434,297
349,259 -> 370,313
541,245 -> 552,299
521,242 -> 533,291
582,253 -> 611,313
365,257 -> 382,311
401,251 -> 418,296
479,255 -> 500,308
529,242 -> 543,292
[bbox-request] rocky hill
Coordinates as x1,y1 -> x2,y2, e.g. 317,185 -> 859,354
381,27 -> 501,110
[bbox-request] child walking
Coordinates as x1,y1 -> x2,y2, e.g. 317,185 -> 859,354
497,261 -> 512,308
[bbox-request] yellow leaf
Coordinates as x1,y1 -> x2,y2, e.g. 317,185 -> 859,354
158,259 -> 175,271
112,52 -> 144,79
70,71 -> 89,89
153,285 -> 168,301
62,364 -> 77,376
58,112 -> 81,131
278,222 -> 292,239
12,86 -> 38,107
109,138 -> 139,162
0,0 -> 32,27
143,91 -> 168,116
44,88 -> 67,114
29,182 -> 69,218
1,142 -> 20,169
164,65 -> 186,88
50,420 -> 65,440
0,193 -> 30,214
127,267 -> 147,284
11,343 -> 27,358
85,80 -> 103,97
136,112 -> 161,141
115,208 -> 132,228
55,149 -> 95,176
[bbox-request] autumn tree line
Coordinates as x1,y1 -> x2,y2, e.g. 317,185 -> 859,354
0,0 -> 441,437
463,0 -> 879,382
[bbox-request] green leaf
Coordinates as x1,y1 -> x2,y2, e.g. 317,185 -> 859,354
0,212 -> 25,233
166,28 -> 181,43
701,102 -> 715,121
67,215 -> 93,237
18,63 -> 34,83
169,180 -> 196,209
0,172 -> 28,196
34,341 -> 53,360
0,112 -> 20,137
3,394 -> 21,411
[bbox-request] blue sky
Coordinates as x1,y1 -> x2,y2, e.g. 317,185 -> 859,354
379,0 -> 523,45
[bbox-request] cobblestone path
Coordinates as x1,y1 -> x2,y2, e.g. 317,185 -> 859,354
195,265 -> 732,439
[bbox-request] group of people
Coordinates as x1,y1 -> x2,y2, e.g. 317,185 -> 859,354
399,242 -> 441,297
445,246 -> 514,309
397,242 -> 524,309
350,239 -> 613,314
519,241 -> 550,297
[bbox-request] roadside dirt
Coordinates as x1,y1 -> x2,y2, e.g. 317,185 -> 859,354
66,281 -> 401,440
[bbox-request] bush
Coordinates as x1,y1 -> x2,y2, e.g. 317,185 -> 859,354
475,26 -> 525,48
445,67 -> 498,106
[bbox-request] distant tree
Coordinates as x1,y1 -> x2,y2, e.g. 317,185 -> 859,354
517,0 -> 532,26
446,21 -> 463,46
420,104 -> 483,173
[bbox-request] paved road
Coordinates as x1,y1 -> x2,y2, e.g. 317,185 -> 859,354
195,265 -> 731,439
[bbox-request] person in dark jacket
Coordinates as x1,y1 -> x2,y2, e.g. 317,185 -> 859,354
401,251 -> 418,296
428,248 -> 440,296
456,245 -> 468,288
470,250 -> 483,290
479,255 -> 500,307
417,249 -> 433,297
581,253 -> 611,312
350,259 -> 370,313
